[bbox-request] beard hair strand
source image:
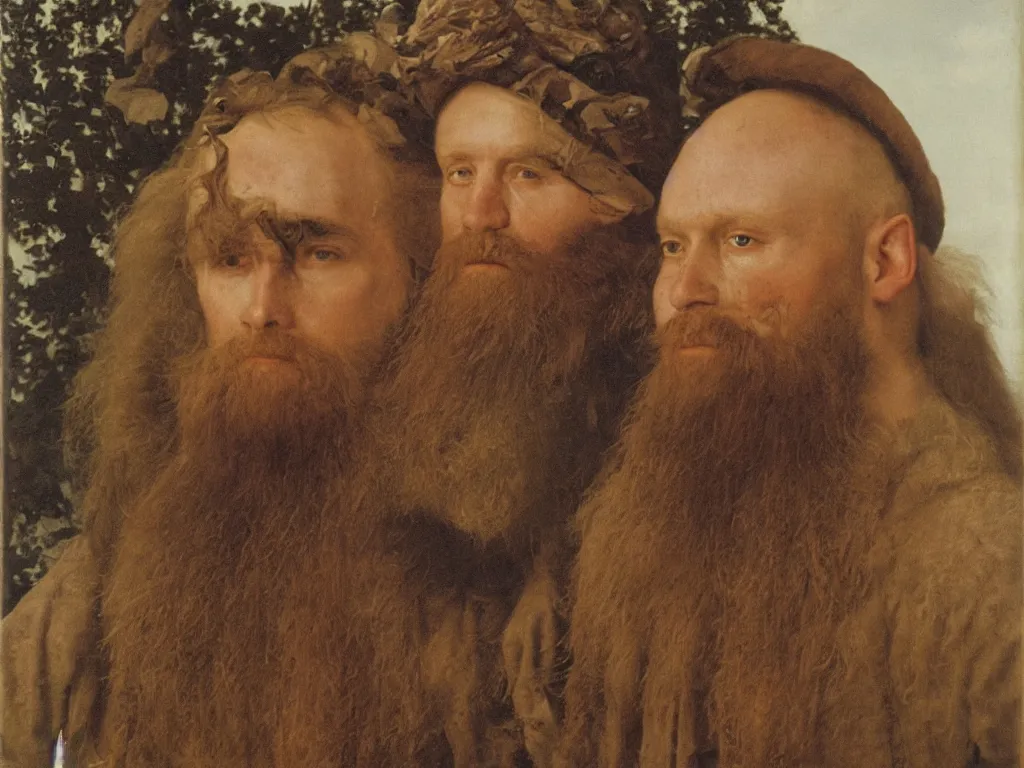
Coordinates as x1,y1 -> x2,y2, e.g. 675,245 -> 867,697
564,299 -> 888,767
364,225 -> 655,548
99,332 -> 369,766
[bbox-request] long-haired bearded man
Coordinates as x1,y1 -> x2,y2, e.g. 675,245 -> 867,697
1,39 -> 439,768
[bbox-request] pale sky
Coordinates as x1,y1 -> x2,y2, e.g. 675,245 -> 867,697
785,0 -> 1023,383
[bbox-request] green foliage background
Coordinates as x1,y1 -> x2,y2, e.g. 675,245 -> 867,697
1,0 -> 794,614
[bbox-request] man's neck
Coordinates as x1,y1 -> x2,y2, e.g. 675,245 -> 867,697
863,352 -> 934,427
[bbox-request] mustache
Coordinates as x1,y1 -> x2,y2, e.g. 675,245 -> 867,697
237,334 -> 298,361
177,330 -> 365,403
656,308 -> 760,355
435,232 -> 539,273
202,331 -> 309,366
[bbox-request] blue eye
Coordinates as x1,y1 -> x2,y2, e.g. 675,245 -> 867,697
518,168 -> 541,180
447,167 -> 472,183
730,234 -> 754,247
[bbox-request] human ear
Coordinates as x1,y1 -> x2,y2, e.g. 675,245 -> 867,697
864,213 -> 918,304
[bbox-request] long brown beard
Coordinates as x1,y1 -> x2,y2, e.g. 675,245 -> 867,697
267,224 -> 656,767
99,332 -> 368,767
367,224 -> 655,547
564,301 -> 883,767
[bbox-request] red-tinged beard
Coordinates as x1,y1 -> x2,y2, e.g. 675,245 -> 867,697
281,224 -> 656,765
364,223 -> 656,548
99,331 -> 372,767
636,305 -> 867,512
564,298 -> 886,767
262,223 -> 654,767
172,330 -> 374,458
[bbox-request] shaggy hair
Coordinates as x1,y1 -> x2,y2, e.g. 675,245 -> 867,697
99,332 -> 365,766
369,222 -> 658,549
61,67 -> 440,765
559,247 -> 1022,767
917,246 -> 1022,479
562,289 -> 874,766
64,67 -> 439,575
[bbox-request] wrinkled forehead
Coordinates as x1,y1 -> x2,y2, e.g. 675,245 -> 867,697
436,82 -> 651,218
435,84 -> 558,157
186,106 -> 390,233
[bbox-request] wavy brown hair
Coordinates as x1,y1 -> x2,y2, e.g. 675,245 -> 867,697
63,63 -> 440,575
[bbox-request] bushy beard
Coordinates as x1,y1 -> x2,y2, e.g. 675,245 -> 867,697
172,329 -> 373,460
565,298 -> 884,767
99,331 -> 371,767
636,304 -> 867,514
367,225 -> 654,547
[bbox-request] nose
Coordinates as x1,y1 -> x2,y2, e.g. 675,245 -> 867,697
656,244 -> 719,325
241,260 -> 295,332
462,177 -> 510,233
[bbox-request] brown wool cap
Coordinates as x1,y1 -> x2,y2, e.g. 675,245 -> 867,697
681,36 -> 945,251
391,0 -> 682,217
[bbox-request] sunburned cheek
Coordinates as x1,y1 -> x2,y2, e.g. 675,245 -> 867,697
439,194 -> 466,241
749,303 -> 788,338
305,278 -> 387,335
652,283 -> 675,328
742,268 -> 832,338
196,279 -> 244,347
719,278 -> 787,338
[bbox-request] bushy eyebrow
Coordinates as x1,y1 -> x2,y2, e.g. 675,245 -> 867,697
261,215 -> 360,245
210,213 -> 362,264
186,191 -> 365,269
520,154 -> 561,172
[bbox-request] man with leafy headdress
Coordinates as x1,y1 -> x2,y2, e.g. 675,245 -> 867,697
1,38 -> 439,768
273,2 -> 680,765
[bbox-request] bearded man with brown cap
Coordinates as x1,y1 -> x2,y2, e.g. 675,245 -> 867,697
1,41 -> 439,768
560,37 -> 1023,768
270,2 -> 681,766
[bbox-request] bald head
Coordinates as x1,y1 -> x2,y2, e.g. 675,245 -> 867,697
654,87 -> 928,424
664,90 -> 910,250
655,89 -> 920,342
